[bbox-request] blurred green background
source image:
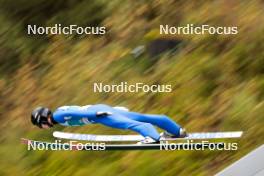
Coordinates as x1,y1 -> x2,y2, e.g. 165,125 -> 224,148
0,0 -> 264,175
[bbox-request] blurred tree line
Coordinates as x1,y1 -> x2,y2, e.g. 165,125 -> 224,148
0,0 -> 108,76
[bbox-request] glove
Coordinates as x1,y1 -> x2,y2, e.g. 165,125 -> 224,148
96,111 -> 112,117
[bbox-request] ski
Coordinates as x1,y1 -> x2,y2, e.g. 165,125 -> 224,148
53,131 -> 243,142
21,138 -> 225,151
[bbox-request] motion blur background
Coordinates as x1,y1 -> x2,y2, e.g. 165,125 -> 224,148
0,0 -> 263,175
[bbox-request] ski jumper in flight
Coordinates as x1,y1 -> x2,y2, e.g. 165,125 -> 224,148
31,104 -> 186,143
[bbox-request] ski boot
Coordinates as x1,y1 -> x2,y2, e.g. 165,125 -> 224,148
160,128 -> 188,140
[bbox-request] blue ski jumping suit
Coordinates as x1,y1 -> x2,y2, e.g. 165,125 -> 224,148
53,104 -> 181,141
